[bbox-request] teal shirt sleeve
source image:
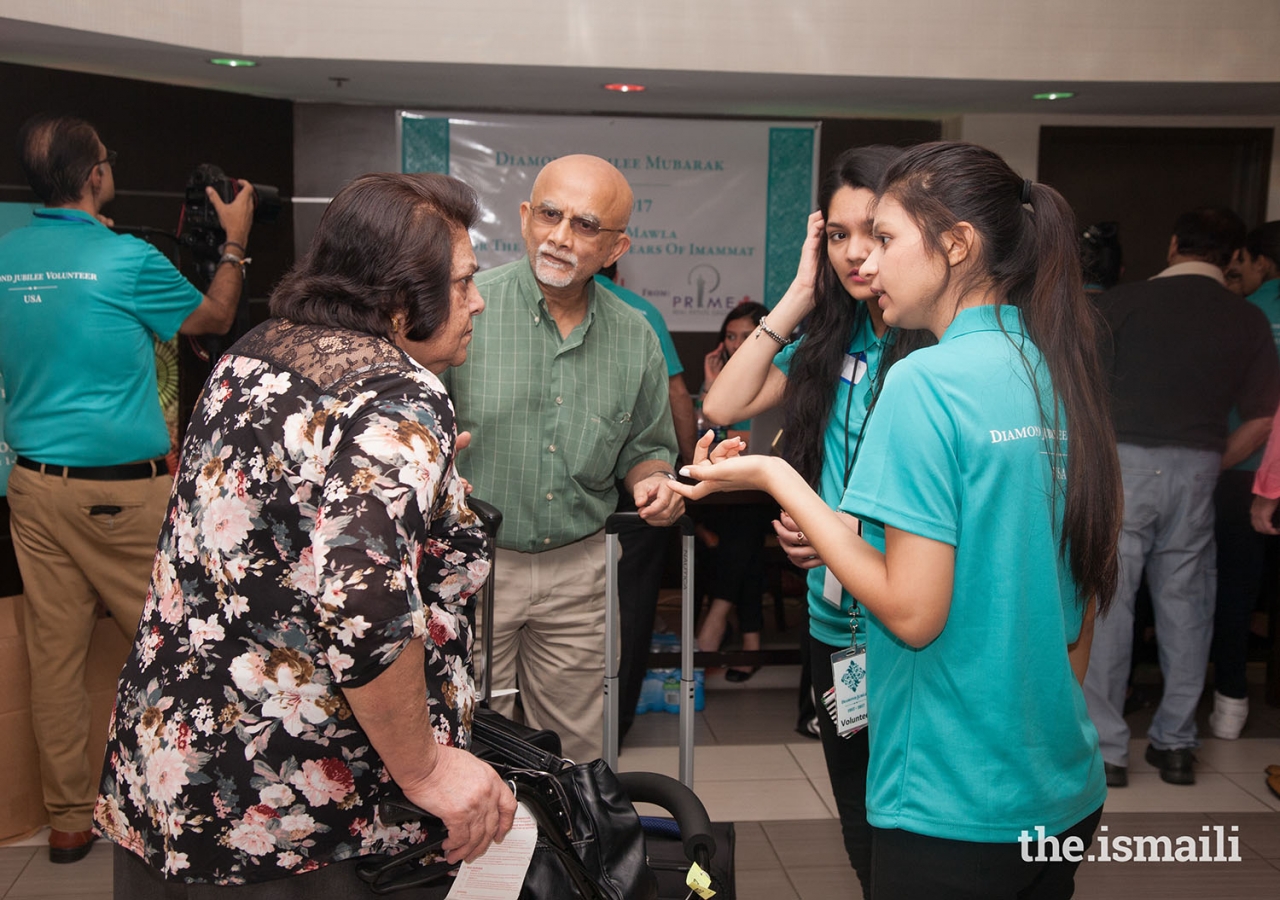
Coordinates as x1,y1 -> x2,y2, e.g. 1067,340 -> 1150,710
773,338 -> 800,375
594,275 -> 682,377
127,237 -> 203,340
648,312 -> 682,378
840,358 -> 960,547
614,327 -> 678,479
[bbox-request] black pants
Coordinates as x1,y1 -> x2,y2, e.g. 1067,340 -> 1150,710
703,502 -> 776,634
810,634 -> 872,895
1213,469 -> 1270,698
870,806 -> 1103,900
615,501 -> 669,742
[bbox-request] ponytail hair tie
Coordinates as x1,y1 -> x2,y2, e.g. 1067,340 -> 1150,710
1020,179 -> 1034,205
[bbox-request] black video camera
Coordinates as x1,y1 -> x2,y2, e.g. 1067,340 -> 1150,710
179,164 -> 281,262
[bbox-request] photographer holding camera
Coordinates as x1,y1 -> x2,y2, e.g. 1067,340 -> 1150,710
0,113 -> 255,864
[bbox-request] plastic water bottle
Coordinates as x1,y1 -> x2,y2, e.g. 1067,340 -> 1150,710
662,671 -> 681,713
694,668 -> 705,712
637,633 -> 673,715
637,671 -> 665,714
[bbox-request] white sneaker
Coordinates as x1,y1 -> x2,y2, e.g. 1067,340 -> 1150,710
1209,691 -> 1248,740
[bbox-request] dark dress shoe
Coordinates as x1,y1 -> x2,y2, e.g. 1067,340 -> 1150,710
724,666 -> 760,683
49,828 -> 97,863
1104,762 -> 1128,787
1145,744 -> 1196,785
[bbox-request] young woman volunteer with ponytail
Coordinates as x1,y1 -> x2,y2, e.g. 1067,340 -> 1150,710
677,141 -> 1120,898
699,146 -> 931,894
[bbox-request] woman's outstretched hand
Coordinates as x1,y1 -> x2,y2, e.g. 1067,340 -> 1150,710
669,429 -> 772,501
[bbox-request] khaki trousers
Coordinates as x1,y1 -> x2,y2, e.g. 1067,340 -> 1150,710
6,464 -> 170,831
487,531 -> 609,763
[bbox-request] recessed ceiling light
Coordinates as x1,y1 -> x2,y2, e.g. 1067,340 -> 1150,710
1032,91 -> 1075,101
604,83 -> 646,93
209,58 -> 257,68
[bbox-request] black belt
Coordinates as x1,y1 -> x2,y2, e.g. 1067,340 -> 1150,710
15,455 -> 170,480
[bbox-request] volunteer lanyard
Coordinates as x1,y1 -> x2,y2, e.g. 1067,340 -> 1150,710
841,350 -> 871,490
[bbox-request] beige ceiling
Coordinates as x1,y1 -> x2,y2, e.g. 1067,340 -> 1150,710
2,1 -> 1279,117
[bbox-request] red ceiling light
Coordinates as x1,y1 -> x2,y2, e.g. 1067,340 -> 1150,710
604,83 -> 646,93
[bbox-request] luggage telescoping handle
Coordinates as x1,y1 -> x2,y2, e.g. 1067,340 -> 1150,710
468,498 -> 503,706
603,513 -> 696,786
615,771 -> 717,873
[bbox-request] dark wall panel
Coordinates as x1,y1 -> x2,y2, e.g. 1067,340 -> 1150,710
818,117 -> 942,180
1038,126 -> 1273,283
0,61 -> 295,292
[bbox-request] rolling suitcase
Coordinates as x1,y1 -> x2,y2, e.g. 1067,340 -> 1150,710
604,512 -> 736,900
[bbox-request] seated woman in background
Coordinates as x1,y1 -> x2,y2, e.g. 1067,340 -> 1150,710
95,172 -> 515,897
695,301 -> 775,681
674,142 -> 1119,899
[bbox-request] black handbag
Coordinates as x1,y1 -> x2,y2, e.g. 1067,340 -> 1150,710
356,712 -> 657,900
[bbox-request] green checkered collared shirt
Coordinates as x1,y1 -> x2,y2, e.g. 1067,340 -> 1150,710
442,259 -> 676,552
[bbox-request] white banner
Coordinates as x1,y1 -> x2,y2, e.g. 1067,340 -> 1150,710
401,113 -> 818,332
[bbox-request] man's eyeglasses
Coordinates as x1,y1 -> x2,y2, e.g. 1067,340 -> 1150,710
530,204 -> 625,239
96,149 -> 118,168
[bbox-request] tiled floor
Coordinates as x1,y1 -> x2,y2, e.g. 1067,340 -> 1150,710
614,673 -> 1280,899
4,673 -> 1280,898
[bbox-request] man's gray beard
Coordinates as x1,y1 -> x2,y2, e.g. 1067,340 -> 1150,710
534,247 -> 578,288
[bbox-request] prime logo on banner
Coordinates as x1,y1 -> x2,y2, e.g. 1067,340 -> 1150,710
400,113 -> 818,333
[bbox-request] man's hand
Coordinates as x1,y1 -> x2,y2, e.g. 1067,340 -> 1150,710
207,178 -> 255,248
400,744 -> 517,864
633,472 -> 685,526
1252,494 -> 1280,535
180,180 -> 256,335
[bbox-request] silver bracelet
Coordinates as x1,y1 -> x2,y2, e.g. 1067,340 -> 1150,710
217,254 -> 251,279
758,316 -> 793,347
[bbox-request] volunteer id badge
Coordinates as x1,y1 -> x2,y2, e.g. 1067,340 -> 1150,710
830,645 -> 868,737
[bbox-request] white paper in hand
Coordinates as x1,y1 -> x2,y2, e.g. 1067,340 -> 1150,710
445,801 -> 538,900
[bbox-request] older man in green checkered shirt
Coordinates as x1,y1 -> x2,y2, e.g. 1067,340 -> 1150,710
443,155 -> 681,761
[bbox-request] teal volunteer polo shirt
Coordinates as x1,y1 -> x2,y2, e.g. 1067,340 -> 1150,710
775,310 -> 886,648
842,303 -> 1105,844
0,209 -> 201,466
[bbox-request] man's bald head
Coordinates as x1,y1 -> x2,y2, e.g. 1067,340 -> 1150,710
520,154 -> 634,294
530,154 -> 634,226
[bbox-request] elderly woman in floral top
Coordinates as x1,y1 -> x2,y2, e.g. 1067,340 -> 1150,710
95,173 -> 516,896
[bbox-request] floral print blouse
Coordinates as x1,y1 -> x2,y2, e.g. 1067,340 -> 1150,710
94,320 -> 490,884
